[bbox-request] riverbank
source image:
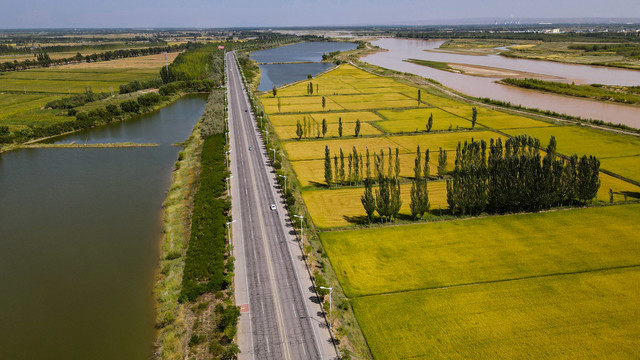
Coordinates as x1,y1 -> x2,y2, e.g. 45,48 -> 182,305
500,78 -> 640,106
0,92 -> 189,154
20,142 -> 158,149
440,39 -> 640,71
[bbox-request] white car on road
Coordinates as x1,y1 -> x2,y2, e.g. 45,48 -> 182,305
270,204 -> 276,210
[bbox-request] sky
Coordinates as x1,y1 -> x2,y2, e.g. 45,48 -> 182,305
1,0 -> 639,29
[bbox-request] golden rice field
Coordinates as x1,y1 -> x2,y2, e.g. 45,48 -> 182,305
354,267 -> 640,360
303,181 -> 449,228
283,130 -> 502,161
376,107 -> 474,132
259,62 -> 640,360
301,173 -> 638,228
321,203 -> 640,296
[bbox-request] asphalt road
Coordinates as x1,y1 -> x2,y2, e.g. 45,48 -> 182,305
226,51 -> 337,360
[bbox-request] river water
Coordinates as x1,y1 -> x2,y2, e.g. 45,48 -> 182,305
0,94 -> 206,360
252,42 -> 356,91
363,38 -> 640,129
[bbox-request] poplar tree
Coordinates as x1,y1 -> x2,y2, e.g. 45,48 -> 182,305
303,117 -> 307,138
437,148 -> 447,178
395,147 -> 400,179
417,89 -> 421,105
324,146 -> 332,186
322,118 -> 327,137
348,154 -> 353,186
309,82 -> 313,95
338,117 -> 343,138
424,149 -> 430,178
366,147 -> 371,179
296,120 -> 303,140
339,148 -> 345,185
352,146 -> 360,185
272,84 -> 277,97
577,155 -> 600,203
359,154 -> 364,184
390,177 -> 402,221
375,176 -> 390,222
322,96 -> 326,110
361,178 -> 376,223
355,119 -> 361,137
426,113 -> 433,132
472,107 -> 477,128
334,155 -> 339,186
387,147 -> 393,179
277,97 -> 281,112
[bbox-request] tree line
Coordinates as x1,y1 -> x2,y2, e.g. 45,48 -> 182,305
296,117 -> 361,139
322,134 -> 600,224
446,135 -> 600,215
0,44 -> 186,72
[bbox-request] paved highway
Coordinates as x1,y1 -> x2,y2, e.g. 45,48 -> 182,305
226,51 -> 337,360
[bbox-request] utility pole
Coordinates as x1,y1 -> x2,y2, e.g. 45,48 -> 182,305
270,148 -> 277,163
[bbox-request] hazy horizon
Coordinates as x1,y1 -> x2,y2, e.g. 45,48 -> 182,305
1,0 -> 639,29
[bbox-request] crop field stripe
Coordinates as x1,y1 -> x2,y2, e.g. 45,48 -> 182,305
354,263 -> 640,299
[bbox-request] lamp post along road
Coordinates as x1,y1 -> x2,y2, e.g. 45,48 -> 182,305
293,214 -> 304,243
319,286 -> 333,331
226,220 -> 236,255
225,176 -> 233,194
278,174 -> 287,195
226,150 -> 231,167
270,148 -> 277,163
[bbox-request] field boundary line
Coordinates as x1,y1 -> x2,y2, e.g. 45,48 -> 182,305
353,263 -> 640,299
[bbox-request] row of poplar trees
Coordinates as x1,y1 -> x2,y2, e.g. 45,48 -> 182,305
446,135 -> 601,215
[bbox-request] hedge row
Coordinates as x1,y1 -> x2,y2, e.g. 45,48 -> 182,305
179,133 -> 231,302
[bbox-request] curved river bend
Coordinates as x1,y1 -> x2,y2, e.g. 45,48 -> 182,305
0,94 -> 206,360
363,38 -> 640,129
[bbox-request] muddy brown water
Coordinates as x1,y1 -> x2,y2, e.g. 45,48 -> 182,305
363,38 -> 640,129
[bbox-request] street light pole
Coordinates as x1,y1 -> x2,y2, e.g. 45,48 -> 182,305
319,286 -> 333,331
225,175 -> 233,194
262,129 -> 269,145
225,150 -> 231,168
278,174 -> 287,195
293,214 -> 303,243
270,148 -> 277,163
226,220 -> 236,255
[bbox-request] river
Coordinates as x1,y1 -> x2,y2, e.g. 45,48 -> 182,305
0,94 -> 206,360
362,38 -> 640,129
252,42 -> 356,91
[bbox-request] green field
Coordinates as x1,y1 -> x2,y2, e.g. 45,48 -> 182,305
321,204 -> 640,297
0,53 -> 168,130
